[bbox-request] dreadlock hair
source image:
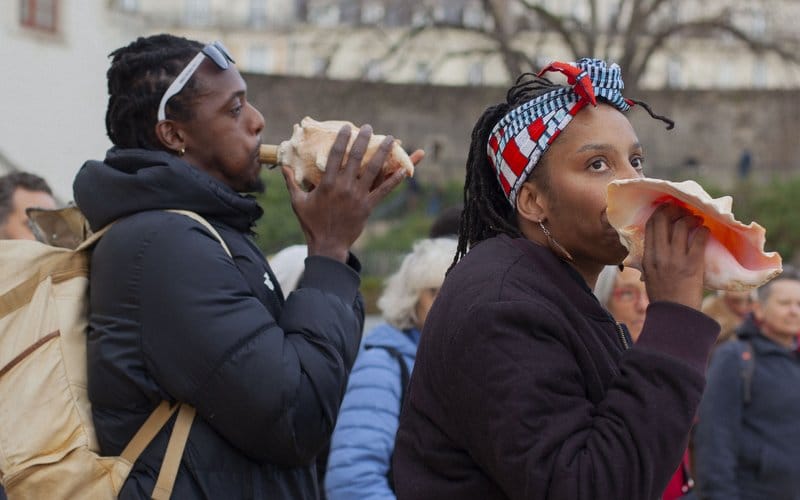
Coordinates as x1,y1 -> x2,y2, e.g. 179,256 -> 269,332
453,72 -> 675,269
454,73 -> 562,268
105,34 -> 204,149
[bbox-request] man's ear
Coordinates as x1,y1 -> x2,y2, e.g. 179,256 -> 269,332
516,181 -> 547,224
154,120 -> 185,153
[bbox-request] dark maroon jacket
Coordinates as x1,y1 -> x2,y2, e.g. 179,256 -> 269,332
394,235 -> 719,500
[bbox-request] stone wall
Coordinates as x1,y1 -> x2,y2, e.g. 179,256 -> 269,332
246,73 -> 800,190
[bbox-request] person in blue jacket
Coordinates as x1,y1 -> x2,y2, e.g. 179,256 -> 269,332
74,34 -> 421,499
325,237 -> 457,500
694,269 -> 800,500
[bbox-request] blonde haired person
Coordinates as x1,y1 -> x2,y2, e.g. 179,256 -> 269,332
701,289 -> 755,345
325,238 -> 457,500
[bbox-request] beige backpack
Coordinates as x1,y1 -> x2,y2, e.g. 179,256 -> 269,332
0,207 -> 229,499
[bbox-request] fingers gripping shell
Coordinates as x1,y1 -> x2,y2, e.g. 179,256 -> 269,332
606,177 -> 782,291
277,117 -> 415,190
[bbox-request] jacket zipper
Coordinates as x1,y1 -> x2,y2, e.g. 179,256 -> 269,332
615,322 -> 630,350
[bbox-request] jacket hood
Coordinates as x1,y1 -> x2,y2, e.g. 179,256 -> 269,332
736,314 -> 760,340
73,147 -> 263,232
363,322 -> 420,358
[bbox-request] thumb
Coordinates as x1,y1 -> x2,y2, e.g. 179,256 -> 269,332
409,149 -> 425,166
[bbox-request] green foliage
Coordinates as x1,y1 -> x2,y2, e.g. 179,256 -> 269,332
734,177 -> 800,262
251,175 -> 464,313
360,274 -> 385,315
252,174 -> 304,257
701,176 -> 800,264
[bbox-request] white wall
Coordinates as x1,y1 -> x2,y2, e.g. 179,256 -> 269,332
0,2 -> 144,201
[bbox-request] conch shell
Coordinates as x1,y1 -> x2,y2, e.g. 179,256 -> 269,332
606,178 -> 782,291
277,117 -> 414,190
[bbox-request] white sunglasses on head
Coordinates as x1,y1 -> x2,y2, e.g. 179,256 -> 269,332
157,41 -> 235,121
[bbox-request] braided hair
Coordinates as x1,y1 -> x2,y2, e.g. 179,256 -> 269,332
105,34 -> 204,149
453,73 -> 674,268
454,73 -> 561,266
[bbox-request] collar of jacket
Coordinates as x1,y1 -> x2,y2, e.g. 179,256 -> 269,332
74,147 -> 263,233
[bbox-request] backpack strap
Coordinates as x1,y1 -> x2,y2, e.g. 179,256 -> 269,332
114,210 -> 230,498
364,345 -> 410,493
740,339 -> 755,405
120,401 -> 180,464
166,209 -> 232,257
151,405 -> 196,500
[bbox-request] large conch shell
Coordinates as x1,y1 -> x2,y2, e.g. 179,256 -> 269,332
277,117 -> 414,190
606,178 -> 782,291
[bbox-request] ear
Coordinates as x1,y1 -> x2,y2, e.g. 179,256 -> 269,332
516,181 -> 548,224
154,120 -> 185,153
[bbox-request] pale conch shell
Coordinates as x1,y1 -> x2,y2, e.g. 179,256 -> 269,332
606,177 -> 782,291
277,116 -> 415,190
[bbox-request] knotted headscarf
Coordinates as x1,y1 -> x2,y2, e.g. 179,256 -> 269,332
487,58 -> 634,206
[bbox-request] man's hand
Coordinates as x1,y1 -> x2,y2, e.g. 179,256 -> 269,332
642,203 -> 710,310
282,124 -> 424,262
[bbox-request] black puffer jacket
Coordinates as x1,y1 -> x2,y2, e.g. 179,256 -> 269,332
74,148 -> 364,499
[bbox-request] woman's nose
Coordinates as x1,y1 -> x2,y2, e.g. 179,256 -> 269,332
617,163 -> 643,181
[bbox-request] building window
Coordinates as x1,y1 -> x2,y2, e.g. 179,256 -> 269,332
247,45 -> 273,73
20,0 -> 58,32
311,57 -> 329,76
752,59 -> 767,88
365,59 -> 384,81
411,6 -> 428,27
415,62 -> 431,83
750,9 -> 766,38
362,2 -> 385,24
666,56 -> 682,88
250,0 -> 268,28
116,0 -> 138,12
463,1 -> 484,28
434,0 -> 463,24
309,4 -> 340,27
385,2 -> 412,27
184,0 -> 211,26
339,0 -> 361,25
468,61 -> 484,85
294,0 -> 308,22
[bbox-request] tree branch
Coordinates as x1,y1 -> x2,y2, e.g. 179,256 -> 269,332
631,16 -> 800,87
517,0 -> 584,58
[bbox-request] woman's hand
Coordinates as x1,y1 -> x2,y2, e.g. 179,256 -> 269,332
642,203 -> 710,310
282,124 -> 424,262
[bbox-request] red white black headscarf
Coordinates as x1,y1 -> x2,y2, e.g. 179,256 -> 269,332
488,58 -> 635,206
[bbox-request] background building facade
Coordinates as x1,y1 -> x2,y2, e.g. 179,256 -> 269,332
1,0 -> 798,199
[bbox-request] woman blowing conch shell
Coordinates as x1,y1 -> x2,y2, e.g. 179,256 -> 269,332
606,178 -> 782,291
393,58 -> 722,500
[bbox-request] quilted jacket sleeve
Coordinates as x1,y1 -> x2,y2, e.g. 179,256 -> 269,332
137,218 -> 363,465
441,300 -> 717,500
325,346 -> 403,500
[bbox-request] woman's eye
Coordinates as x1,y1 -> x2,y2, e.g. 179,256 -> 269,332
588,159 -> 609,171
231,105 -> 243,117
631,156 -> 645,170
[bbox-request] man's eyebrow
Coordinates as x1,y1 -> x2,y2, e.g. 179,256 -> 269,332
228,89 -> 246,101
